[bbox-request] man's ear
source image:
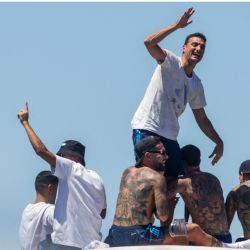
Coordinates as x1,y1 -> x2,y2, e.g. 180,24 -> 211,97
182,44 -> 186,54
47,184 -> 53,194
144,152 -> 151,161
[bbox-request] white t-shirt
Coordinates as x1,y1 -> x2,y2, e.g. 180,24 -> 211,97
51,156 -> 107,248
19,202 -> 54,250
131,49 -> 206,140
222,239 -> 250,248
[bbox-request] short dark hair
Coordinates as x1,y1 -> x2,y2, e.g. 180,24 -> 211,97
239,160 -> 250,175
184,32 -> 207,45
181,144 -> 201,166
35,171 -> 58,194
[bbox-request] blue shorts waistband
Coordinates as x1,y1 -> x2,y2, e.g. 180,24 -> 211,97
111,224 -> 150,230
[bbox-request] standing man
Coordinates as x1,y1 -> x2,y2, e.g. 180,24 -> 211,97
131,7 -> 223,177
19,171 -> 58,250
226,160 -> 250,240
18,103 -> 107,250
168,144 -> 231,243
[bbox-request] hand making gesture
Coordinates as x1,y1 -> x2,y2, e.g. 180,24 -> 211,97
176,7 -> 195,29
18,101 -> 29,124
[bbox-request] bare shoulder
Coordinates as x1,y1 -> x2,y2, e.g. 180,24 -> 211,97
229,183 -> 241,192
192,172 -> 222,187
138,167 -> 164,179
120,166 -> 135,179
200,171 -> 220,181
234,181 -> 250,202
228,181 -> 250,197
240,180 -> 250,189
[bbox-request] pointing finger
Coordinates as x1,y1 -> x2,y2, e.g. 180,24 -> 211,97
26,101 -> 29,112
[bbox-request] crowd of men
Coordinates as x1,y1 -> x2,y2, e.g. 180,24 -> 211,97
18,7 -> 250,250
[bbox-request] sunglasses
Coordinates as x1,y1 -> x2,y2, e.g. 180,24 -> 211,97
147,150 -> 167,155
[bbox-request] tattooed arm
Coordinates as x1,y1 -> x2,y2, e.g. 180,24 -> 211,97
166,177 -> 188,198
154,174 -> 168,224
225,190 -> 237,228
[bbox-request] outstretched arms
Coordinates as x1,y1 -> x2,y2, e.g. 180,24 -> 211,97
144,7 -> 195,62
192,108 -> 223,165
18,102 -> 56,167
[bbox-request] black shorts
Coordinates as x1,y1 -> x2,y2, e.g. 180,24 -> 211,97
132,129 -> 184,177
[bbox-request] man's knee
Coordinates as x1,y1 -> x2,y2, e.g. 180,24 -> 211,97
186,223 -> 201,239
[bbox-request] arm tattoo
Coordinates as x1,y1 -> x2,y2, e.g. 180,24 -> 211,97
211,237 -> 222,247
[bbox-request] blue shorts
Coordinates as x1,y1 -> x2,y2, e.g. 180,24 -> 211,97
132,129 -> 184,177
212,233 -> 232,243
104,224 -> 165,247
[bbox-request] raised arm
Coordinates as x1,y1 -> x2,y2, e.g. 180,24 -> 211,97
144,7 -> 195,62
192,108 -> 223,165
18,102 -> 56,167
225,190 -> 237,228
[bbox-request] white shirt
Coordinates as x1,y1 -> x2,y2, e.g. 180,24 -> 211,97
19,202 -> 54,250
131,49 -> 206,140
52,156 -> 107,248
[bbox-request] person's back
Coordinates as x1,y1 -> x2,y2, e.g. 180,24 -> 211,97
19,170 -> 58,250
105,136 -> 169,247
226,160 -> 250,239
171,144 -> 231,243
181,171 -> 229,235
114,166 -> 166,226
19,202 -> 54,250
52,155 -> 107,248
226,181 -> 250,238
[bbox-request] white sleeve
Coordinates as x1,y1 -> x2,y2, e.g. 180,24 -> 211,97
43,205 -> 54,228
101,182 -> 107,209
189,85 -> 207,109
189,77 -> 207,109
161,49 -> 180,68
54,155 -> 73,179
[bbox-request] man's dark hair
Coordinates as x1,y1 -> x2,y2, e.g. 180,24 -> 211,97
184,32 -> 207,45
35,171 -> 58,194
181,144 -> 201,166
239,160 -> 250,175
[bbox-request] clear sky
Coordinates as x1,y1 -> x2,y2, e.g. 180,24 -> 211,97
1,2 -> 250,249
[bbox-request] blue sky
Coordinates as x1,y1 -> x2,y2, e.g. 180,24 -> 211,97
1,2 -> 250,249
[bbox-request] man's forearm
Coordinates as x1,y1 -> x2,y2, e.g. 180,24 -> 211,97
22,121 -> 47,154
193,108 -> 222,144
197,117 -> 223,145
145,7 -> 194,47
22,121 -> 56,166
144,22 -> 179,47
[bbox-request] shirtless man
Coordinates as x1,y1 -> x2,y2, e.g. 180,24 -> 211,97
168,144 -> 231,243
104,137 -> 222,247
226,160 -> 250,240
